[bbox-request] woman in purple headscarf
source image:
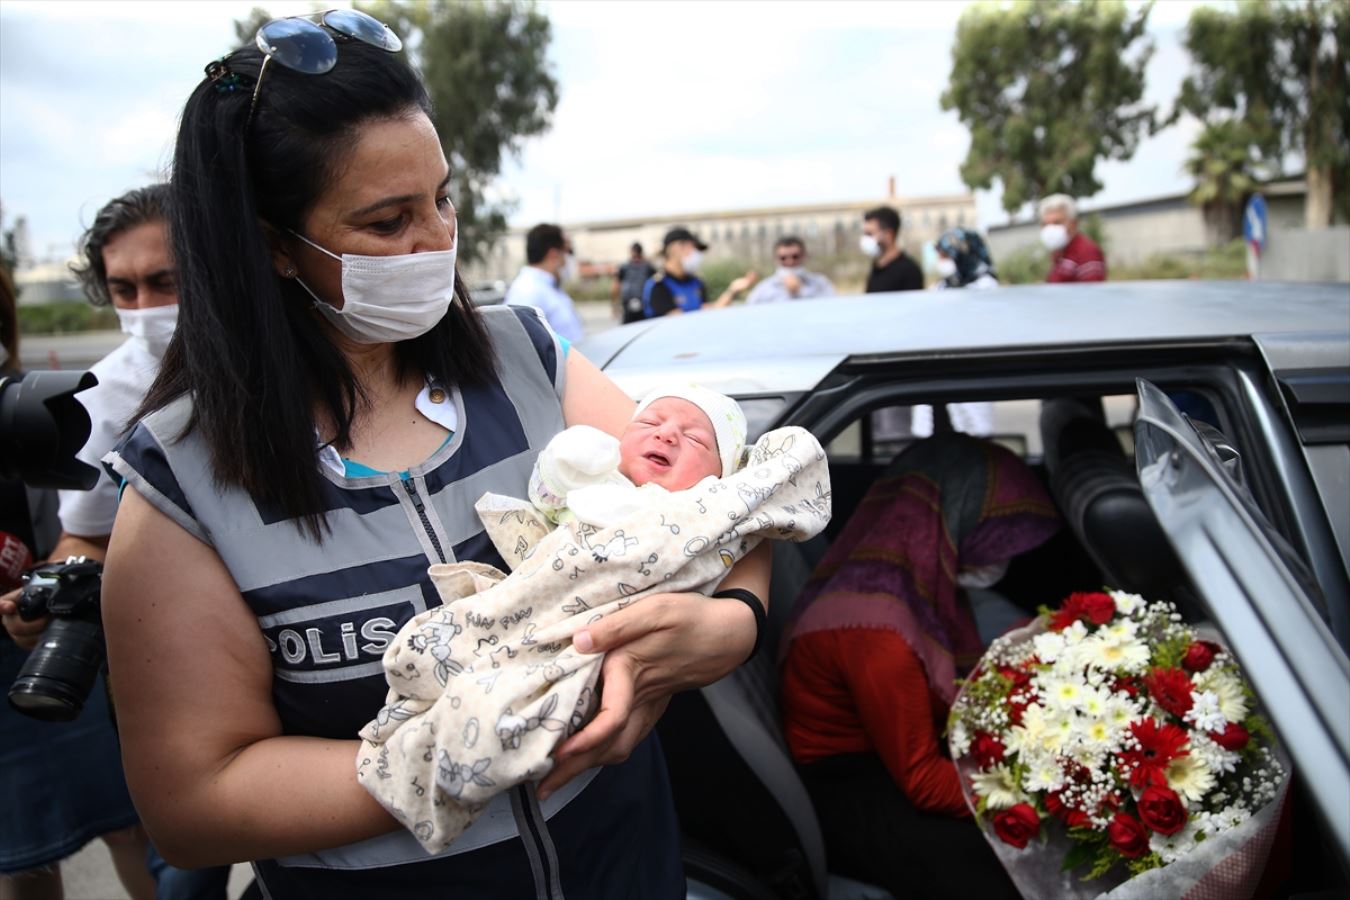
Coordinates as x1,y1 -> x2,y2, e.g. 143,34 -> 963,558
781,432 -> 1060,899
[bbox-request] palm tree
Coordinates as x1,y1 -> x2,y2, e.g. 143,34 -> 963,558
1185,120 -> 1264,242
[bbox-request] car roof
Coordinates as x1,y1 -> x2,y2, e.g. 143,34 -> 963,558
580,280 -> 1350,397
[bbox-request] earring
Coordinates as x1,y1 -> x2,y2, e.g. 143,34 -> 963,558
282,265 -> 297,278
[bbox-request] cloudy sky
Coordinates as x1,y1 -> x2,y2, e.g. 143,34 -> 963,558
0,0 -> 1212,263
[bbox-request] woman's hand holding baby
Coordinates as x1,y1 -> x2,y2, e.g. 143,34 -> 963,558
535,587 -> 758,800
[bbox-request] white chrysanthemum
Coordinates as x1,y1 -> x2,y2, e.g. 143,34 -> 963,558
971,765 -> 1023,810
950,720 -> 971,759
1150,821 -> 1202,863
1047,677 -> 1084,710
1197,669 -> 1249,724
1166,753 -> 1216,803
1080,634 -> 1150,673
1023,758 -> 1067,794
1111,590 -> 1145,616
1079,686 -> 1108,719
1040,709 -> 1076,753
1062,619 -> 1089,645
1101,617 -> 1138,643
1188,732 -> 1240,776
1033,631 -> 1067,663
1103,694 -> 1139,731
1082,716 -> 1115,747
1005,702 -> 1048,756
1184,690 -> 1228,732
1205,804 -> 1251,835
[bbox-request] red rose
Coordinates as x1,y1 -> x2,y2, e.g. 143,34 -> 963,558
1080,592 -> 1116,625
1212,721 -> 1250,751
1049,594 -> 1086,631
1145,667 -> 1195,719
992,803 -> 1041,849
1050,592 -> 1116,630
971,732 -> 1006,769
1181,640 -> 1221,673
1137,785 -> 1188,835
1107,812 -> 1150,858
998,664 -> 1032,687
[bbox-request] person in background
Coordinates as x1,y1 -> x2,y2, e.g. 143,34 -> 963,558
642,227 -> 756,318
781,434 -> 1059,900
1,187 -> 229,900
862,206 -> 922,293
505,223 -> 584,341
932,227 -> 998,290
745,236 -> 834,305
1039,194 -> 1106,283
613,241 -> 656,324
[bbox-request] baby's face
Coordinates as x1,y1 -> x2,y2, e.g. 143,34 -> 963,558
619,397 -> 721,490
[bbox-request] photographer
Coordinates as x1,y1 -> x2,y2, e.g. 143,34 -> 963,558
1,187 -> 228,900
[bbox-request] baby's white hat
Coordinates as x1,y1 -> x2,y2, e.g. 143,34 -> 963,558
634,383 -> 747,477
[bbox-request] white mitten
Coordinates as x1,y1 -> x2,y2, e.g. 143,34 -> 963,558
528,425 -> 628,522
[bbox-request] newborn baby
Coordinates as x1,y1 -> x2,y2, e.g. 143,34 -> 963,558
357,384 -> 831,854
528,383 -> 748,527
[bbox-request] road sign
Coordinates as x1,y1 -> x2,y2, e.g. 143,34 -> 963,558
1244,193 -> 1268,250
1244,193 -> 1268,280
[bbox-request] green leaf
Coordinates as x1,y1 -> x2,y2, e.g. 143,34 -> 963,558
1061,839 -> 1096,873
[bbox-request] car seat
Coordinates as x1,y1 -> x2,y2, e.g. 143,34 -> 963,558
1039,398 -> 1189,603
660,535 -> 893,900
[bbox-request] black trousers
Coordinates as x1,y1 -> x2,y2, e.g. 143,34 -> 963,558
799,753 -> 1021,900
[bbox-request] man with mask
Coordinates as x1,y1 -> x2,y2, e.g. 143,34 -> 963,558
746,236 -> 835,305
642,227 -> 756,318
612,241 -> 656,324
862,206 -> 923,293
1,185 -> 233,898
1039,194 -> 1106,283
505,223 -> 585,341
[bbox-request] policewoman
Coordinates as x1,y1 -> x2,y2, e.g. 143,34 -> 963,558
99,12 -> 770,899
641,227 -> 756,318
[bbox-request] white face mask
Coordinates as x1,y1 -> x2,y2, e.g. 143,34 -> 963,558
935,257 -> 958,279
291,232 -> 456,344
116,305 -> 179,358
1040,224 -> 1070,252
956,560 -> 1010,590
681,248 -> 703,274
560,253 -> 578,284
776,266 -> 804,278
860,234 -> 881,258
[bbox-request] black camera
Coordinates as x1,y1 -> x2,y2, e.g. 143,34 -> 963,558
0,369 -> 101,490
8,557 -> 106,721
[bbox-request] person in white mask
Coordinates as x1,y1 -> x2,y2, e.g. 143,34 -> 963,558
0,184 -> 232,900
862,205 -> 923,293
1038,193 -> 1106,283
745,236 -> 834,305
504,223 -> 584,342
641,226 -> 755,318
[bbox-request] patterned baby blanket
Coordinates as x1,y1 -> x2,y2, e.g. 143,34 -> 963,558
356,426 -> 832,852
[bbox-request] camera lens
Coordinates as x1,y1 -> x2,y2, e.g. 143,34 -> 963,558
8,616 -> 106,721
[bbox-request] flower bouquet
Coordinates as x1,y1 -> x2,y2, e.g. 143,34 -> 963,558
948,590 -> 1289,899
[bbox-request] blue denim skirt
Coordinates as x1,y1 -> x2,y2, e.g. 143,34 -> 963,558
0,639 -> 140,874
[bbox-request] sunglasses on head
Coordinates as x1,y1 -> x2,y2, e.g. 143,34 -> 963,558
245,9 -> 402,128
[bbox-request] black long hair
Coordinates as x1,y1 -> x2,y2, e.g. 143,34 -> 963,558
141,38 -> 495,539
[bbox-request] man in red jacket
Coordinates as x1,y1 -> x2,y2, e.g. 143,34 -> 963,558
1039,193 -> 1106,283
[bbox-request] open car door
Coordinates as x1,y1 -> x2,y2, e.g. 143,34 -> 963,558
1133,378 -> 1350,867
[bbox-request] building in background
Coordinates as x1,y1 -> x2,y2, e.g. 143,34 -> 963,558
465,189 -> 978,285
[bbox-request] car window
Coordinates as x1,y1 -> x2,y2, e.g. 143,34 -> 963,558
823,395 -> 1137,466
